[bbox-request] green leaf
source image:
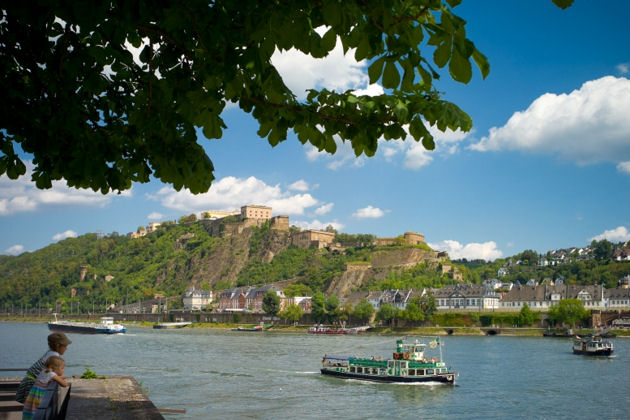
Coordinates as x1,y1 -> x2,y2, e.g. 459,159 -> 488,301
321,28 -> 337,52
552,0 -> 575,9
201,112 -> 224,139
409,117 -> 430,144
472,49 -> 490,79
449,50 -> 472,83
354,36 -> 371,61
368,57 -> 386,84
382,61 -> 400,89
433,39 -> 451,68
394,101 -> 408,121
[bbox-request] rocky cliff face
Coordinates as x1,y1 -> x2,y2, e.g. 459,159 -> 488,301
370,248 -> 441,267
164,226 -> 447,295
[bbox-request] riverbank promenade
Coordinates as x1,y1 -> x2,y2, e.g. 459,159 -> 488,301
0,376 -> 163,420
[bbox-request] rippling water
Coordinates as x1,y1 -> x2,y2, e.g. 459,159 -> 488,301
1,322 -> 629,419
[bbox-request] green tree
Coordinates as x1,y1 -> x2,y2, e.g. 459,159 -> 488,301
262,290 -> 281,316
521,250 -> 539,266
547,299 -> 590,328
517,303 -> 537,327
419,292 -> 437,320
278,304 -> 303,324
311,292 -> 327,324
591,240 -> 613,261
283,284 -> 313,298
352,299 -> 375,324
0,0 -> 498,193
325,295 -> 340,324
401,297 -> 425,324
376,303 -> 399,327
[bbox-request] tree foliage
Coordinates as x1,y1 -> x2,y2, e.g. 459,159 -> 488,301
547,299 -> 590,328
352,299 -> 375,323
262,290 -> 281,316
517,303 -> 538,327
0,0 -> 498,193
376,303 -> 400,327
278,303 -> 303,324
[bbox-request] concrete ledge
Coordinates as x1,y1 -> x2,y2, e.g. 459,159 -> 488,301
66,376 -> 163,420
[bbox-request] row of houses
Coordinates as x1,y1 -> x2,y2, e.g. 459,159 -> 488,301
182,285 -> 312,313
182,281 -> 630,314
357,283 -> 630,312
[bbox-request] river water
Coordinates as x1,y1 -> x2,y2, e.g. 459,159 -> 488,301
1,322 -> 629,419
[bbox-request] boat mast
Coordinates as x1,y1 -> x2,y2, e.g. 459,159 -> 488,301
439,338 -> 443,363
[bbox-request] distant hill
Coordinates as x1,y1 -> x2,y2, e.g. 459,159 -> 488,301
2,219 -> 628,313
0,220 -> 458,311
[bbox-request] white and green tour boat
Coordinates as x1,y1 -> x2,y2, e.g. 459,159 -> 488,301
321,338 -> 456,384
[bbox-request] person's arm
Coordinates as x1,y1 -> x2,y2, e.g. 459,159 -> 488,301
51,375 -> 68,388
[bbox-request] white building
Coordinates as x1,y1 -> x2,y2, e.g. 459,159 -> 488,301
183,288 -> 213,310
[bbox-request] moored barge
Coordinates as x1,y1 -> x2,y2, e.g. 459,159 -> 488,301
321,338 -> 456,384
48,316 -> 126,334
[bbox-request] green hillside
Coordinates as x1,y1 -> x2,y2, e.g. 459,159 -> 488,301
0,221 -> 452,311
1,219 -> 628,313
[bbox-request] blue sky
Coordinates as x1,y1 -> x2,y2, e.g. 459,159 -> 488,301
2,1 -> 630,260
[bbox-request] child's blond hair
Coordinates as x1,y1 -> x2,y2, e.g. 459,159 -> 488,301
45,355 -> 65,372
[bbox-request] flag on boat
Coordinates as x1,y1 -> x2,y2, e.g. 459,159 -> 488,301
430,338 -> 439,348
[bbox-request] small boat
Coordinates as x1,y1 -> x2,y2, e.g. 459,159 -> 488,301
321,338 -> 456,384
543,327 -> 574,337
309,325 -> 349,334
231,322 -> 266,332
572,332 -> 614,356
48,316 -> 126,334
153,321 -> 192,329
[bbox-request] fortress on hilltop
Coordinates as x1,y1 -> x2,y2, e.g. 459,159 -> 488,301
128,204 -> 434,253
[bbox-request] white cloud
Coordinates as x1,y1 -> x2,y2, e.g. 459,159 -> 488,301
52,230 -> 77,242
352,205 -> 387,219
617,161 -> 630,174
429,240 -> 503,261
470,76 -> 630,165
314,203 -> 334,216
156,176 -> 319,216
305,139 -> 367,170
4,244 -> 25,256
353,84 -> 385,97
590,226 -> 630,243
147,212 -> 164,220
0,163 -> 126,216
617,63 -> 629,75
288,180 -> 310,192
306,122 -> 470,171
272,31 -> 369,100
292,219 -> 345,232
403,143 -> 434,170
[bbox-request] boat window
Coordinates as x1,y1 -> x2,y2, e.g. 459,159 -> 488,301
417,369 -> 425,375
427,369 -> 434,374
350,366 -> 355,373
409,369 -> 416,376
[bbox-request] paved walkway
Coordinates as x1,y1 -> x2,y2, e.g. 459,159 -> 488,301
66,376 -> 163,419
0,375 -> 164,420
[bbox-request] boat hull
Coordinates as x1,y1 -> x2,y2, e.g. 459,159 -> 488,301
320,368 -> 455,384
48,322 -> 126,334
153,322 -> 191,329
572,348 -> 613,356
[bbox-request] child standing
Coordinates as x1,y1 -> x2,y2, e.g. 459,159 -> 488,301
15,332 -> 72,403
22,355 -> 68,420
